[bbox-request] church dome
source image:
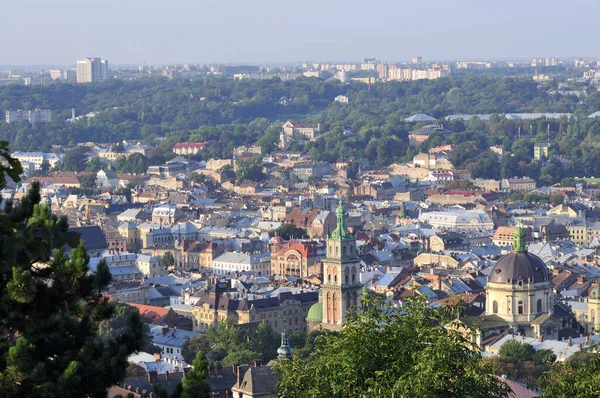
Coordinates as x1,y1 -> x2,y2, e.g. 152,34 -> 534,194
306,302 -> 322,322
488,252 -> 550,284
488,227 -> 550,285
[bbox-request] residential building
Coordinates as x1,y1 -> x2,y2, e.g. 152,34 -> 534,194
172,142 -> 209,155
150,325 -> 202,361
77,57 -> 108,83
211,251 -> 271,276
284,208 -> 336,238
334,95 -> 349,104
429,232 -> 469,252
106,281 -> 150,305
173,240 -> 223,272
503,177 -> 537,192
291,162 -> 331,182
6,109 -> 51,124
408,124 -> 453,147
11,151 -> 61,170
192,283 -> 318,334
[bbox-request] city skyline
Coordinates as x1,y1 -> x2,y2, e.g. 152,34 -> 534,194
2,0 -> 599,66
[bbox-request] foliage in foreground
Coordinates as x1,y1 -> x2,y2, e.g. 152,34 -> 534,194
0,144 -> 143,397
276,294 -> 509,398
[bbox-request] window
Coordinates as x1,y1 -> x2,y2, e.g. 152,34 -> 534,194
537,299 -> 542,313
518,301 -> 524,315
492,300 -> 498,314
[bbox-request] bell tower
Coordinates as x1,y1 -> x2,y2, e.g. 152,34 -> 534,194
321,197 -> 361,331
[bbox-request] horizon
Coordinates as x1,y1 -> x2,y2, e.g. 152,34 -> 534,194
2,0 -> 599,66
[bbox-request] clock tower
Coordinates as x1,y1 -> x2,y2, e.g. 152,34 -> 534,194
321,197 -> 362,331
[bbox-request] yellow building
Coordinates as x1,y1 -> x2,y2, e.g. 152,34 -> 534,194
191,283 -> 317,334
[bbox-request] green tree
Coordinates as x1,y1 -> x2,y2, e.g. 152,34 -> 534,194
270,224 -> 307,240
541,353 -> 600,397
0,143 -> 143,396
61,147 -> 88,172
181,336 -> 210,364
276,294 -> 508,398
254,321 -> 279,363
182,351 -> 211,398
550,194 -> 565,206
79,173 -> 97,189
40,159 -> 51,174
160,251 -> 175,270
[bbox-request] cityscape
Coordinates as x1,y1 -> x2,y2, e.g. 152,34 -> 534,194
3,2 -> 600,398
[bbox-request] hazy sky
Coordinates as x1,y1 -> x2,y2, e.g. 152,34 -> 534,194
2,0 -> 598,66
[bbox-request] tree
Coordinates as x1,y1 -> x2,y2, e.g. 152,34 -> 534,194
79,173 -> 97,189
182,351 -> 211,398
61,147 -> 88,172
0,143 -> 143,396
160,252 -> 175,270
253,321 -> 279,363
270,224 -> 307,240
181,336 -> 210,364
541,353 -> 600,397
550,194 -> 565,206
40,159 -> 51,174
276,294 -> 509,398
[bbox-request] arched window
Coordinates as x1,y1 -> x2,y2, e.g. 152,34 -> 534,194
332,293 -> 338,324
352,291 -> 358,307
351,266 -> 357,283
492,300 -> 498,314
346,292 -> 351,311
326,292 -> 332,323
345,268 -> 350,284
537,299 -> 543,313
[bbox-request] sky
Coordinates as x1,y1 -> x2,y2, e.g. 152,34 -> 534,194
1,0 -> 599,66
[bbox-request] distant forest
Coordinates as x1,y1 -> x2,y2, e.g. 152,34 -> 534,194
2,74 -> 600,183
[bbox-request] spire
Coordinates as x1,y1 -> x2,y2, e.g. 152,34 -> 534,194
277,331 -> 293,361
513,227 -> 527,252
330,196 -> 351,241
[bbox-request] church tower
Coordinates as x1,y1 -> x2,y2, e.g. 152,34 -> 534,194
321,197 -> 362,331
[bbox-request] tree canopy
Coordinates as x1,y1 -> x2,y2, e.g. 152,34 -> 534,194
276,294 -> 509,398
0,144 -> 143,396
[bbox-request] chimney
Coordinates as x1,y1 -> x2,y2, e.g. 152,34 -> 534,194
538,335 -> 543,342
165,371 -> 169,381
236,365 -> 242,386
578,343 -> 583,350
148,370 -> 157,383
232,363 -> 238,375
162,325 -> 169,335
154,353 -> 161,361
577,276 -> 584,283
253,360 -> 260,367
568,338 -> 572,347
586,335 -> 590,343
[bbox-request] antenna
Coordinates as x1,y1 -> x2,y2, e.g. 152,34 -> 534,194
518,126 -> 521,140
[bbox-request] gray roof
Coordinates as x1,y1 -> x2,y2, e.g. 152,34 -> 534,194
71,226 -> 108,251
405,113 -> 436,122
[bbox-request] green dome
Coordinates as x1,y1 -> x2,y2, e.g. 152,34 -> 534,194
306,302 -> 322,322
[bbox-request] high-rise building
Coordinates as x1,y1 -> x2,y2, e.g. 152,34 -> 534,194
412,56 -> 423,64
76,57 -> 109,83
320,197 -> 362,331
49,69 -> 62,80
5,109 -> 52,124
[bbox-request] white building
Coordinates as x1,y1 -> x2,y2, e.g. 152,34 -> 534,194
6,109 -> 52,124
11,151 -> 62,170
77,57 -> 109,83
150,325 -> 202,361
418,210 -> 494,231
334,95 -> 349,104
211,251 -> 271,276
